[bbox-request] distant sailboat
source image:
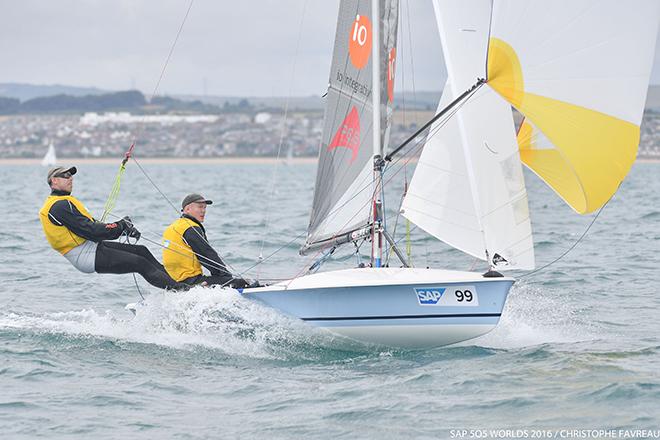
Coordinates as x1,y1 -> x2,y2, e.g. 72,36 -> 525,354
284,144 -> 294,166
41,142 -> 57,167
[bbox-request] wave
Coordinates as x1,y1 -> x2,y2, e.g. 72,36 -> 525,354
461,281 -> 600,350
0,280 -> 605,359
641,211 -> 660,220
0,287 -> 376,362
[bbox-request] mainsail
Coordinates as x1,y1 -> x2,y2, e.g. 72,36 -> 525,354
402,0 -> 534,270
303,0 -> 399,250
487,0 -> 659,214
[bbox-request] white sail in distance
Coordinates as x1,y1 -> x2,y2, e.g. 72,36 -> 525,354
41,143 -> 57,167
303,0 -> 399,250
402,0 -> 534,270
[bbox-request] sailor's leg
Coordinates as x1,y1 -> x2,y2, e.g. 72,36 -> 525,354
97,241 -> 164,269
95,241 -> 183,290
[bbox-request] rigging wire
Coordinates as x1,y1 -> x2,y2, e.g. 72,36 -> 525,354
131,157 -> 180,216
284,85 -> 482,280
386,0 -> 417,265
518,200 -> 610,279
101,0 -> 195,221
97,0 -> 195,295
94,1 -> 258,282
387,200 -> 610,279
105,212 -> 242,278
89,2 -> 612,288
257,0 -> 309,278
129,156 -> 241,276
403,0 -> 419,264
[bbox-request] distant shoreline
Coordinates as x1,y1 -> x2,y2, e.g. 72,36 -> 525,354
0,157 -> 319,165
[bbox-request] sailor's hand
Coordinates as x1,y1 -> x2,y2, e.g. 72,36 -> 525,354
230,278 -> 249,289
117,217 -> 140,240
116,216 -> 132,231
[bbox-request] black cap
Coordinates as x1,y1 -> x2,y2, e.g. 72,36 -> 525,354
181,193 -> 213,210
47,166 -> 77,184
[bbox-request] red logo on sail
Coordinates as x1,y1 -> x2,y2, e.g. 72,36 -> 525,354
387,47 -> 396,103
348,14 -> 372,69
328,106 -> 360,162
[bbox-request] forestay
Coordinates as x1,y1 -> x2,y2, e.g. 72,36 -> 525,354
304,0 -> 399,249
402,0 -> 534,270
487,0 -> 659,214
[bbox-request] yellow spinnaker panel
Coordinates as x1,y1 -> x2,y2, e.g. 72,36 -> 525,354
488,37 -> 639,214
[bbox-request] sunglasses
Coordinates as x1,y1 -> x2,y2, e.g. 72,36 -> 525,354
54,172 -> 73,179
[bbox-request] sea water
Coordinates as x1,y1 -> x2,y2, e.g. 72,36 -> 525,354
1,161 -> 659,439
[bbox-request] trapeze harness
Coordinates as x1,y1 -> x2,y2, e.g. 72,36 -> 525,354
162,214 -> 245,288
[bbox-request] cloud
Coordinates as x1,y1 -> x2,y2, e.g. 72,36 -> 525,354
0,0 -> 658,97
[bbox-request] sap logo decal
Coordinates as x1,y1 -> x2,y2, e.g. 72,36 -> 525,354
415,288 -> 446,305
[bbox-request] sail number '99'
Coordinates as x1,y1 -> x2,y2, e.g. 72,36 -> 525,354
455,289 -> 473,302
414,286 -> 479,306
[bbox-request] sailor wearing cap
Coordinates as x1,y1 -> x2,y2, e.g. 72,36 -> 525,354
39,166 -> 186,290
162,193 -> 249,289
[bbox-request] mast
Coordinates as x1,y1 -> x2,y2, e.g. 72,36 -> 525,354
371,0 -> 383,268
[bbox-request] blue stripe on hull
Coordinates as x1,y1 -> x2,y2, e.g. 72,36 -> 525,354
302,313 -> 501,321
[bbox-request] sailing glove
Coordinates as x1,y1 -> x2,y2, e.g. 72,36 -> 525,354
126,226 -> 141,240
117,216 -> 141,240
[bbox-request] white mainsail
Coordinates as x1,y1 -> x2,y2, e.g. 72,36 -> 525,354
402,0 -> 534,270
41,143 -> 57,167
303,0 -> 399,251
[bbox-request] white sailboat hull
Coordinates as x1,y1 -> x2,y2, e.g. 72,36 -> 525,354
243,267 -> 514,349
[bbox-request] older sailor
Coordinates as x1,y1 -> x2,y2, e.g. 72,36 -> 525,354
39,166 -> 186,290
162,193 -> 248,289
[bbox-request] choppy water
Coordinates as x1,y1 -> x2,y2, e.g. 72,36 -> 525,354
1,161 -> 659,439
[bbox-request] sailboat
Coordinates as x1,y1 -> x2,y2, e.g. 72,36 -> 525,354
284,144 -> 294,166
241,0 -> 659,348
41,142 -> 57,167
120,0 -> 659,349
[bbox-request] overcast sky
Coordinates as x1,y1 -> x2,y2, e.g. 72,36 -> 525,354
1,0 -> 659,97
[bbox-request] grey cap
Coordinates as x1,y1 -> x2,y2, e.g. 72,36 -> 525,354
181,193 -> 213,210
47,166 -> 77,184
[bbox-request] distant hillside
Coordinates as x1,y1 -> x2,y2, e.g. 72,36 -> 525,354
1,82 -> 659,111
0,83 -> 107,101
175,90 -> 442,111
178,87 -> 660,111
0,89 -> 262,115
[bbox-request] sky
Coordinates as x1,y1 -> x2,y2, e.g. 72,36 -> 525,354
1,0 -> 659,98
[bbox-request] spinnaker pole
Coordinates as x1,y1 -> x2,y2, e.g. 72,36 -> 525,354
384,77 -> 485,162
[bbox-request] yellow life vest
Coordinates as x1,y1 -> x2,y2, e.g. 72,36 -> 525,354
162,217 -> 202,282
39,195 -> 94,255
